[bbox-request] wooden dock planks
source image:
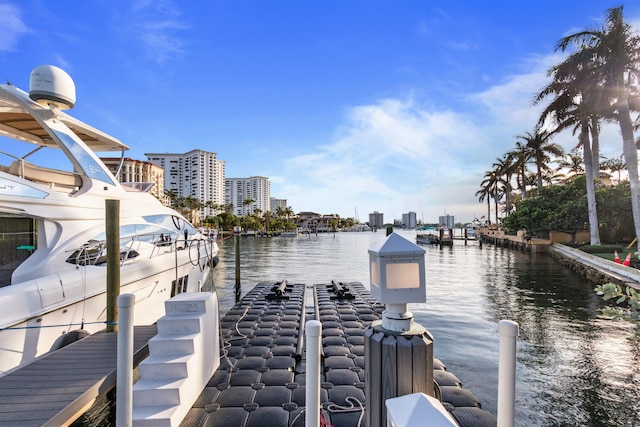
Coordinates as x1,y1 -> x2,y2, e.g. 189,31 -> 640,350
0,325 -> 157,427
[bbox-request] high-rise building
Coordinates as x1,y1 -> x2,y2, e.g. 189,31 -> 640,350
439,214 -> 455,229
100,157 -> 166,202
368,211 -> 384,229
145,149 -> 226,220
225,176 -> 271,217
402,211 -> 417,229
270,197 -> 288,213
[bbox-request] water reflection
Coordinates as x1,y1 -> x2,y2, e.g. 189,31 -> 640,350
210,231 -> 640,426
76,230 -> 640,426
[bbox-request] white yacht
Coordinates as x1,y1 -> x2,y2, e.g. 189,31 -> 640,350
0,65 -> 219,376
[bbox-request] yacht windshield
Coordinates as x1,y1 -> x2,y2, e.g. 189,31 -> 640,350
143,214 -> 197,235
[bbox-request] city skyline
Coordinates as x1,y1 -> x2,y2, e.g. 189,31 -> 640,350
115,150 -> 416,224
2,1 -> 638,223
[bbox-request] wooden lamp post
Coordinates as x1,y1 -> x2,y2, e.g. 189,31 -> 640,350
365,232 -> 434,427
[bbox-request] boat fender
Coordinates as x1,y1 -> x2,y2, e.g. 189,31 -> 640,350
59,329 -> 90,348
209,256 -> 219,268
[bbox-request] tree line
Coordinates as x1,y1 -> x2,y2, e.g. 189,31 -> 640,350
478,5 -> 640,248
163,191 -> 356,233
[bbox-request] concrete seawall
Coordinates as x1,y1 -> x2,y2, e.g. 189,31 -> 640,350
547,243 -> 640,290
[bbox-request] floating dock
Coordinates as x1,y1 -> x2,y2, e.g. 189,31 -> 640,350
0,282 -> 497,427
179,281 -> 496,427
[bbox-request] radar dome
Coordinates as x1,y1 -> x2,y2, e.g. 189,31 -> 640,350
29,65 -> 76,110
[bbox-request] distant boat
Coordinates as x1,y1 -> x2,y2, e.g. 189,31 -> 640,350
464,219 -> 484,239
416,227 -> 453,246
416,227 -> 440,245
347,223 -> 372,232
280,230 -> 299,237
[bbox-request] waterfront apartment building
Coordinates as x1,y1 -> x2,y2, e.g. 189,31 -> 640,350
296,212 -> 339,232
439,214 -> 455,229
368,211 -> 384,229
402,211 -> 417,229
270,197 -> 288,213
145,150 -> 226,221
225,176 -> 271,217
101,157 -> 166,202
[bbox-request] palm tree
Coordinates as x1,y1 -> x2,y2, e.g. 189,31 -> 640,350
536,99 -> 601,244
602,156 -> 627,183
535,50 -> 602,244
243,198 -> 255,216
283,206 -> 295,220
492,155 -> 517,216
262,210 -> 271,233
183,196 -> 204,226
164,189 -> 178,203
557,148 -> 585,180
556,5 -> 640,250
253,208 -> 263,231
508,140 -> 531,200
516,128 -> 564,190
478,170 -> 500,224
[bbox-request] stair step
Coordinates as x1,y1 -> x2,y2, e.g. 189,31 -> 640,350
164,297 -> 210,315
138,354 -> 193,379
148,333 -> 198,355
133,377 -> 187,406
132,404 -> 180,427
157,316 -> 203,334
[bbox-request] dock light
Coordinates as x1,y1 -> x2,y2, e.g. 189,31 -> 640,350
369,232 -> 426,332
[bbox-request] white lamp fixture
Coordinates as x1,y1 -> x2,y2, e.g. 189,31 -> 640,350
369,232 -> 426,332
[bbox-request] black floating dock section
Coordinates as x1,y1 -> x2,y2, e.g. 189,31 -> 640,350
180,282 -> 496,427
0,325 -> 157,427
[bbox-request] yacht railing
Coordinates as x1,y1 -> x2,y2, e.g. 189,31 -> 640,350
65,232 -> 217,268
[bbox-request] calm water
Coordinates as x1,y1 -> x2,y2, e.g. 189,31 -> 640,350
75,230 -> 640,426
209,230 -> 640,427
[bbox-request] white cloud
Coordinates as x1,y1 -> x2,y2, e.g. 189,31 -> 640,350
112,0 -> 189,64
280,96 -> 486,221
53,54 -> 72,73
0,3 -> 28,52
277,51 -> 613,223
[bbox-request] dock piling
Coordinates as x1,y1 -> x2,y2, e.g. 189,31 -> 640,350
305,320 -> 322,427
116,294 -> 135,427
234,225 -> 242,302
365,322 -> 434,427
106,199 -> 120,332
498,320 -> 519,427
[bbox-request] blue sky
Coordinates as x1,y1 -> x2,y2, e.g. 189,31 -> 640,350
2,1 -> 638,224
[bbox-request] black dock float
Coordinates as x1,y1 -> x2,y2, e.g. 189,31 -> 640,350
0,325 -> 157,427
180,282 -> 496,427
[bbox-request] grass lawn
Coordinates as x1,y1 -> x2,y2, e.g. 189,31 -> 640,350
590,249 -> 638,268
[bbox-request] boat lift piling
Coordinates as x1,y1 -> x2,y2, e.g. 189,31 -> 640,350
305,320 -> 322,427
498,320 -> 519,427
116,294 -> 135,427
234,225 -> 242,302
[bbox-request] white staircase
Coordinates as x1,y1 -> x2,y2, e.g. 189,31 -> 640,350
132,292 -> 220,427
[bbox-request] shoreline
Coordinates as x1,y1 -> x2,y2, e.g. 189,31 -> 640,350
549,244 -> 640,290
